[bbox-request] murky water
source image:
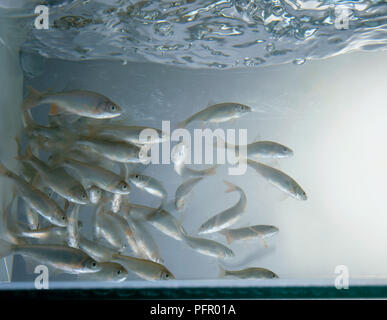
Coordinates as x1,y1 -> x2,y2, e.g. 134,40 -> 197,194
1,1 -> 387,288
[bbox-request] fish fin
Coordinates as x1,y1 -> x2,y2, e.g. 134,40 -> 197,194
0,239 -> 13,259
218,265 -> 226,278
223,180 -> 236,193
49,103 -> 63,116
15,144 -> 33,162
0,162 -> 11,177
220,230 -> 232,245
175,119 -> 187,129
22,86 -> 44,110
23,256 -> 37,274
30,172 -> 42,189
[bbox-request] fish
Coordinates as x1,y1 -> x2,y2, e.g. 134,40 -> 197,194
171,142 -> 218,178
78,235 -> 118,262
86,125 -> 168,145
219,225 -> 279,246
19,147 -> 89,204
0,163 -> 67,227
0,239 -> 101,274
128,173 -> 167,204
198,181 -> 247,235
215,137 -> 293,159
93,203 -> 140,255
59,158 -> 130,194
93,205 -> 129,253
112,253 -> 174,281
74,136 -> 144,164
180,229 -> 235,259
247,159 -> 307,201
78,262 -> 128,282
22,86 -> 122,119
175,177 -> 203,212
67,203 -> 81,248
127,203 -> 185,241
87,186 -> 103,204
177,102 -> 252,128
219,265 -> 279,279
122,205 -> 163,264
13,224 -> 70,245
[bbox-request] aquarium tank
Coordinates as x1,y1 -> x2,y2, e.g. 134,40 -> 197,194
0,0 -> 387,299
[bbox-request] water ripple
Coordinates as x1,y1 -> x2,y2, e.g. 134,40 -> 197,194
17,0 -> 387,68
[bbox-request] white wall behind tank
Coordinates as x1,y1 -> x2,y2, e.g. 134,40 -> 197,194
0,14 -> 25,282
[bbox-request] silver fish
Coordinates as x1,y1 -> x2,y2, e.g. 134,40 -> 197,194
78,235 -> 118,262
88,125 -> 168,145
78,262 -> 128,282
0,163 -> 67,227
128,173 -> 167,204
219,266 -> 279,279
74,137 -> 143,164
216,137 -> 293,159
20,147 -> 89,205
23,86 -> 122,119
247,159 -> 307,201
67,204 -> 81,248
112,253 -> 174,281
198,181 -> 247,235
0,239 -> 100,274
128,204 -> 185,241
219,225 -> 279,245
123,208 -> 163,264
177,102 -> 252,128
180,229 -> 235,259
175,177 -> 203,212
60,158 -> 130,195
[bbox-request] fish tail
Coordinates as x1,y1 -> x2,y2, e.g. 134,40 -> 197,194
219,230 -> 233,245
22,86 -> 44,111
0,239 -> 14,259
218,265 -> 226,278
0,162 -> 12,178
15,144 -> 33,162
223,180 -> 236,193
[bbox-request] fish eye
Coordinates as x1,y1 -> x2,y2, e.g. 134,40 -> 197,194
110,105 -> 116,112
122,184 -> 127,190
117,270 -> 121,275
91,262 -> 97,268
135,175 -> 139,179
165,273 -> 169,279
62,216 -> 66,221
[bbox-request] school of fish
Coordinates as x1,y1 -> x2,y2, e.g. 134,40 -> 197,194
0,87 -> 308,282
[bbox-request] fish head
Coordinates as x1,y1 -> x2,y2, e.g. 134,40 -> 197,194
83,258 -> 101,273
273,143 -> 294,158
128,173 -> 147,187
97,98 -> 122,118
293,184 -> 307,201
69,185 -> 90,205
270,271 -> 280,279
102,262 -> 128,282
88,186 -> 102,204
115,180 -> 131,194
159,267 -> 175,280
53,208 -> 68,227
223,247 -> 235,258
235,103 -> 252,115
